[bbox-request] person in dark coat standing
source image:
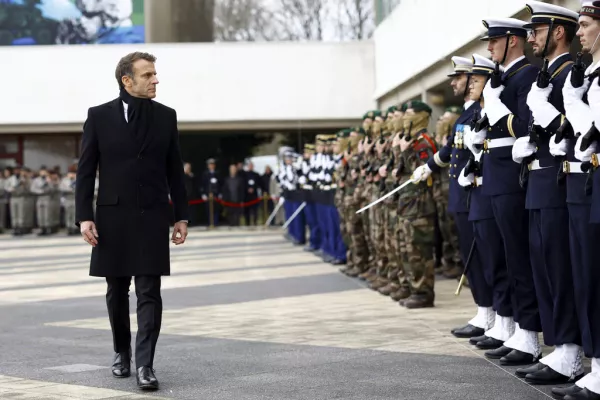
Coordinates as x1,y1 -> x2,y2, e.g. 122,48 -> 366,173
200,158 -> 221,226
222,164 -> 245,226
244,161 -> 261,225
75,52 -> 189,391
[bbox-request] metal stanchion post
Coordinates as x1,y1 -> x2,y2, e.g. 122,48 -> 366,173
209,193 -> 215,229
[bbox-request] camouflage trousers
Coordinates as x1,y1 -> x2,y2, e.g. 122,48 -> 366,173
384,203 -> 408,288
369,184 -> 388,275
433,174 -> 461,269
398,213 -> 436,296
344,196 -> 368,270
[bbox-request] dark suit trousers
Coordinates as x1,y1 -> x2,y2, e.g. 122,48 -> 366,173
491,193 -> 541,333
106,276 -> 162,368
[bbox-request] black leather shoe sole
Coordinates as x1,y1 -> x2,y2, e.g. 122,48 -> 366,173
484,345 -> 512,359
476,337 -> 504,350
470,335 -> 488,345
137,381 -> 159,391
499,350 -> 540,366
552,385 -> 583,399
515,362 -> 544,378
453,325 -> 485,339
112,369 -> 131,378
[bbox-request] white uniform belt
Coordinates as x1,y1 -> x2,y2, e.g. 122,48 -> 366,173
322,185 -> 331,190
528,159 -> 549,171
563,161 -> 584,174
474,177 -> 483,186
484,137 -> 517,149
303,185 -> 313,190
330,184 -> 337,189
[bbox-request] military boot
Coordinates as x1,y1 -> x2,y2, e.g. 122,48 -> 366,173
358,267 -> 377,281
442,265 -> 462,279
391,286 -> 411,302
369,277 -> 389,290
403,293 -> 434,309
378,282 -> 400,296
344,266 -> 363,277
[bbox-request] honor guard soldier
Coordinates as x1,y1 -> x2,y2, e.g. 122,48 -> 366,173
201,158 -> 221,226
308,137 -> 328,256
300,143 -> 321,253
6,166 -> 29,236
460,54 -> 514,356
511,1 -> 584,385
322,135 -> 346,265
31,166 -> 52,235
416,55 -> 495,339
552,2 -> 600,398
60,165 -> 78,235
472,18 -> 542,365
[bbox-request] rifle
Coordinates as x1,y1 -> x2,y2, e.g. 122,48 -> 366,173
556,52 -> 584,185
520,52 -> 551,188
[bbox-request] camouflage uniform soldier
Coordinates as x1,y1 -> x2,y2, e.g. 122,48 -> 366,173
396,100 -> 437,309
6,166 -> 31,236
341,127 -> 369,276
334,129 -> 352,268
431,107 -> 463,279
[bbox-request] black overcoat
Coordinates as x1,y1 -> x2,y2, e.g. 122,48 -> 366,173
75,98 -> 189,277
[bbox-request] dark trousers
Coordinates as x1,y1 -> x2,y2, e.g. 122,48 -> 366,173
228,207 -> 242,226
454,212 -> 492,307
304,202 -> 322,250
473,218 -> 511,316
106,276 -> 162,368
569,204 -> 600,357
205,202 -> 219,226
491,193 -> 541,332
529,208 -> 580,347
244,202 -> 258,225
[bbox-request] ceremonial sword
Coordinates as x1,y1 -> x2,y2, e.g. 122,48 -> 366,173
264,197 -> 285,227
356,178 -> 416,214
455,238 -> 477,296
282,201 -> 307,229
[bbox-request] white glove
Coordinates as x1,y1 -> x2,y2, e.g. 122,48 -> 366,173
458,167 -> 474,187
527,82 -> 560,128
464,125 -> 486,154
587,77 -> 600,129
575,133 -> 598,162
298,176 -> 307,185
412,164 -> 432,182
483,80 -> 505,100
549,134 -> 570,157
511,136 -> 537,164
563,71 -> 591,104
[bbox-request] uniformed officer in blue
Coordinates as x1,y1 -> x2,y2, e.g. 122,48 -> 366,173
510,1 -> 584,386
553,2 -> 600,398
469,17 -> 542,366
299,143 -> 321,253
413,55 -> 494,339
459,54 -> 513,354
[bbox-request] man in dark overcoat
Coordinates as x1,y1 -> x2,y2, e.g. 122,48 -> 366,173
75,51 -> 189,391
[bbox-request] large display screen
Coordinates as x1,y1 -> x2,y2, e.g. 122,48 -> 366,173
0,0 -> 145,45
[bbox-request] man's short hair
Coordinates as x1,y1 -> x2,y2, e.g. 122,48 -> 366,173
115,52 -> 157,90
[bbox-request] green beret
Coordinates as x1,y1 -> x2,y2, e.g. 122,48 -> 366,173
400,103 -> 409,112
362,110 -> 382,120
386,105 -> 398,115
445,106 -> 463,114
351,127 -> 366,135
405,100 -> 432,114
336,128 -> 352,138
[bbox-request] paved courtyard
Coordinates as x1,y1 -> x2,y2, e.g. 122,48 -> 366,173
0,228 -> 561,399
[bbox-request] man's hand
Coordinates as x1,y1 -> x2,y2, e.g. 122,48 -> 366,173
80,221 -> 98,247
171,221 -> 188,245
378,165 -> 387,178
399,136 -> 413,152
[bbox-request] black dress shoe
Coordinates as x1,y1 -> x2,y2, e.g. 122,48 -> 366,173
553,385 -> 583,399
476,337 -> 504,350
565,388 -> 600,399
453,324 -> 485,339
500,349 -> 540,366
136,366 -> 159,390
484,345 -> 512,359
470,334 -> 488,345
525,366 -> 578,385
451,324 -> 468,335
111,352 -> 131,378
516,362 -> 544,378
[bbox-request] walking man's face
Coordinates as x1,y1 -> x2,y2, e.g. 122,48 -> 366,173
124,59 -> 159,99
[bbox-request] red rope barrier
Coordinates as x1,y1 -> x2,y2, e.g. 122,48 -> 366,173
171,196 -> 276,207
